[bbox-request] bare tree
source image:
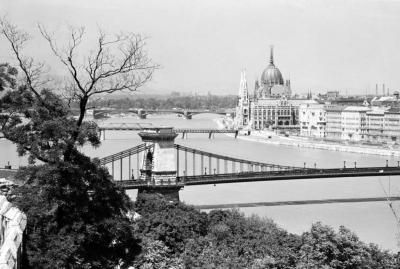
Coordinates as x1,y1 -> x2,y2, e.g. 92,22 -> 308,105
0,18 -> 49,103
0,17 -> 157,161
38,24 -> 157,127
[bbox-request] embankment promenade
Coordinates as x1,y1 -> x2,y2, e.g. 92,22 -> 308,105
216,118 -> 400,157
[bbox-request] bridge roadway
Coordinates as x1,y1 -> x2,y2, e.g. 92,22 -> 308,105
98,126 -> 237,134
97,125 -> 238,138
114,166 -> 400,190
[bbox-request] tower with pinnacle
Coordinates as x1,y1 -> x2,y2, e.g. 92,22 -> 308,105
235,70 -> 250,128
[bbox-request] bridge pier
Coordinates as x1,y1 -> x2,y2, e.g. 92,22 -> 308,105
138,109 -> 147,119
97,130 -> 106,141
183,111 -> 192,120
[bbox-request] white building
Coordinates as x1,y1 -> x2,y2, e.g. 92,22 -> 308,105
384,108 -> 400,143
299,104 -> 326,137
0,191 -> 27,268
325,105 -> 344,140
365,108 -> 386,143
341,106 -> 369,141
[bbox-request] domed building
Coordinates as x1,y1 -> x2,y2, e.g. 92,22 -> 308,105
235,46 -> 316,130
255,46 -> 291,98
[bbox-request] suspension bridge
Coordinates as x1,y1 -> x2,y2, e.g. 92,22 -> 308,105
98,127 -> 400,201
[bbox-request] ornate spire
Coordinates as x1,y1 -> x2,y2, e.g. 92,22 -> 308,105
269,45 -> 274,65
239,69 -> 248,101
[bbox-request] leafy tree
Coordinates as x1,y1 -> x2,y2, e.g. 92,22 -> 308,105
297,222 -> 398,269
131,238 -> 183,269
0,62 -> 17,91
14,156 -> 140,268
131,194 -> 398,269
134,193 -> 208,253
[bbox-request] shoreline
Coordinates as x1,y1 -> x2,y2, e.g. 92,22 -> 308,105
215,118 -> 400,157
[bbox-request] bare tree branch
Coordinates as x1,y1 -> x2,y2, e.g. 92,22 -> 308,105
39,25 -> 158,99
1,19 -> 157,161
0,17 -> 48,102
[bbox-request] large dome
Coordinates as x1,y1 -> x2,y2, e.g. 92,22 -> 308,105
261,64 -> 284,86
260,46 -> 284,86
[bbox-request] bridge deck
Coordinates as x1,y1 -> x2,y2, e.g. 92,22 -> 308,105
114,166 -> 400,189
98,126 -> 237,133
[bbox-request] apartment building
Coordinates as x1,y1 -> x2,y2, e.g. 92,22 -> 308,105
325,105 -> 344,140
365,108 -> 386,143
299,104 -> 326,137
340,106 -> 369,141
383,108 -> 400,143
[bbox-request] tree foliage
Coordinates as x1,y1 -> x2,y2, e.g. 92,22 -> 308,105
14,155 -> 140,268
0,62 -> 18,91
297,222 -> 398,269
134,193 -> 208,253
134,194 -> 399,269
0,86 -> 99,163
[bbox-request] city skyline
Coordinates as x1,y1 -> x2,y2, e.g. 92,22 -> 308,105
1,0 -> 400,95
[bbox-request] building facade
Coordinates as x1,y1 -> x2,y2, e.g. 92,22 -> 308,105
384,109 -> 400,143
340,106 -> 369,141
325,105 -> 343,140
299,104 -> 326,137
365,108 -> 386,143
251,97 -> 298,130
324,105 -> 400,143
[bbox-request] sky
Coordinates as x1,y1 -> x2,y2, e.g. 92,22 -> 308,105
1,0 -> 400,95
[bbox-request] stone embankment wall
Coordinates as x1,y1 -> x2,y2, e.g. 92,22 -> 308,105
0,178 -> 26,269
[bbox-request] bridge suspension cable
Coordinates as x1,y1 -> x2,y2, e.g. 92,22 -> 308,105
99,143 -> 151,165
174,144 -> 300,172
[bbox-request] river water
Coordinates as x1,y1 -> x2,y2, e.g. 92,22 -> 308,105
1,113 -> 400,251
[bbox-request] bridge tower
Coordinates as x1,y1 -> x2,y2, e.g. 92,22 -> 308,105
137,109 -> 147,119
137,127 -> 181,201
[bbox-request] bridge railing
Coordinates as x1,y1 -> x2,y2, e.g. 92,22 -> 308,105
176,166 -> 400,185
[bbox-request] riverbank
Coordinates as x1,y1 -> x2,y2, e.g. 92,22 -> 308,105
215,117 -> 400,157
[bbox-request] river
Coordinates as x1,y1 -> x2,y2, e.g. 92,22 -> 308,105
1,113 -> 399,251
